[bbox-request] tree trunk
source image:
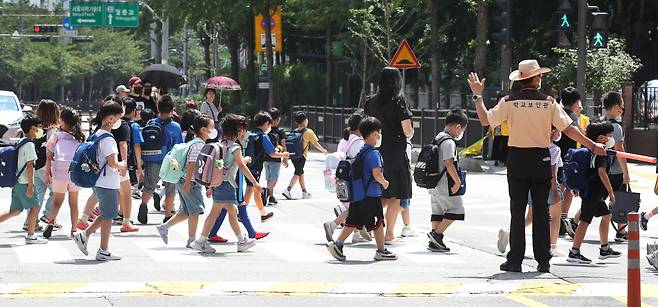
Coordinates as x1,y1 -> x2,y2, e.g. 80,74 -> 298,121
246,5 -> 257,106
325,26 -> 333,107
429,0 -> 441,108
200,25 -> 212,80
474,0 -> 488,75
264,0 -> 275,108
228,32 -> 241,106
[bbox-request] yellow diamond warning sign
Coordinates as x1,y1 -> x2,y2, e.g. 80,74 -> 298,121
389,39 -> 421,69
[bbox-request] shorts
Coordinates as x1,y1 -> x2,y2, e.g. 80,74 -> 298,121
400,198 -> 411,209
51,179 -> 81,194
345,197 -> 385,231
10,184 -> 40,212
264,161 -> 281,182
246,167 -> 262,187
212,181 -> 238,204
176,179 -> 205,216
527,186 -> 564,206
429,188 -> 465,221
143,163 -> 176,194
292,158 -> 306,176
580,197 -> 611,224
93,187 -> 119,220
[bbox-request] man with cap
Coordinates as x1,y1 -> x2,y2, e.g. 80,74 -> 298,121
115,85 -> 130,99
467,60 -> 606,273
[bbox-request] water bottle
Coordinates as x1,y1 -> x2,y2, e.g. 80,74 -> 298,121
324,169 -> 336,192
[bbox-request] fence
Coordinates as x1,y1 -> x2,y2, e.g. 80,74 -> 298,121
290,105 -> 486,148
633,86 -> 658,129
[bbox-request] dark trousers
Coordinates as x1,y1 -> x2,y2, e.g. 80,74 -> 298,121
506,147 -> 552,264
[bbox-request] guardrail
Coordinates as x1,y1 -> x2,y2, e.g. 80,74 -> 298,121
290,105 -> 486,148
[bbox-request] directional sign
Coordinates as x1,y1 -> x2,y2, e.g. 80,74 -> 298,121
389,39 -> 421,69
62,17 -> 74,31
70,1 -> 139,28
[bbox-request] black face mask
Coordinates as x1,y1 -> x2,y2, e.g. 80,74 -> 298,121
133,86 -> 142,94
144,88 -> 152,96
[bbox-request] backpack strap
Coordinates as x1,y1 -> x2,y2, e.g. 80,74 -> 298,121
355,147 -> 377,193
434,136 -> 457,183
15,139 -> 34,179
298,128 -> 309,153
344,135 -> 364,157
93,132 -> 115,177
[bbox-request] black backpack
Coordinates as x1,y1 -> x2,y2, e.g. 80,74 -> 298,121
414,137 -> 454,189
335,147 -> 375,202
141,118 -> 168,162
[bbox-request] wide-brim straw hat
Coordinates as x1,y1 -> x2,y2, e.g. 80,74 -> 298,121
508,59 -> 552,81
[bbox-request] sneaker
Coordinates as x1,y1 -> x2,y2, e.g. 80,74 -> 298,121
25,235 -> 48,244
208,235 -> 228,243
550,246 -> 565,257
190,240 -> 216,253
374,249 -> 398,261
648,242 -> 658,255
112,216 -> 123,226
326,242 -> 346,261
39,215 -> 49,224
72,231 -> 89,256
254,232 -> 270,240
358,227 -> 372,241
23,222 -> 43,232
120,224 -> 139,233
537,262 -> 550,273
427,241 -> 450,252
400,226 -> 418,237
75,219 -> 89,231
599,246 -> 622,259
614,232 -> 628,243
131,188 -> 141,200
640,212 -> 649,231
95,249 -> 122,261
42,224 -> 54,239
496,228 -> 509,253
52,223 -> 62,231
323,221 -> 337,242
302,191 -> 312,199
427,231 -> 450,252
351,231 -> 368,243
186,238 -> 195,249
268,196 -> 278,205
137,203 -> 148,225
647,252 -> 658,270
567,250 -> 592,264
333,205 -> 343,218
563,218 -> 577,238
499,261 -> 522,272
156,225 -> 169,245
153,193 -> 161,211
260,212 -> 274,223
559,218 -> 567,236
282,189 -> 293,200
237,238 -> 256,252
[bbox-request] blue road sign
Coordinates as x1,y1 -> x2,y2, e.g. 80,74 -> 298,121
63,17 -> 74,31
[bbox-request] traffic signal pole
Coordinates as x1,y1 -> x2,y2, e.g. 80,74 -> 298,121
577,0 -> 586,101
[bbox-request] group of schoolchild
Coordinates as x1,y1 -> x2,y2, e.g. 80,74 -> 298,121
0,79 -> 333,261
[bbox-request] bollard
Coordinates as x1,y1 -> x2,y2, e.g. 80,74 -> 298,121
628,212 -> 641,307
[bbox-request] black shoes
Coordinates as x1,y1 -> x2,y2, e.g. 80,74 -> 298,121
537,262 -> 550,273
137,203 -> 148,225
500,261 -> 522,272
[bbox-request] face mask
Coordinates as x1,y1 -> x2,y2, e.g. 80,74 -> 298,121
375,134 -> 382,147
144,88 -> 152,96
134,86 -> 142,93
112,119 -> 122,130
605,138 -> 615,149
454,131 -> 464,141
615,115 -> 622,122
239,132 -> 249,147
34,128 -> 44,139
264,127 -> 272,134
208,128 -> 218,140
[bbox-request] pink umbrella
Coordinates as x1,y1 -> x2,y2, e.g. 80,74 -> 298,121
203,76 -> 241,91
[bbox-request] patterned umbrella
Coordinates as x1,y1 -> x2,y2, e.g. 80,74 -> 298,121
203,76 -> 241,91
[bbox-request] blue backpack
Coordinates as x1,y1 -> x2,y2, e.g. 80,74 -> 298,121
245,131 -> 265,167
0,139 -> 34,188
562,147 -> 596,197
69,133 -> 115,188
285,128 -> 307,160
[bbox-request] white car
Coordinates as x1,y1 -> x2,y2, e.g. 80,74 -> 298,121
0,91 -> 28,142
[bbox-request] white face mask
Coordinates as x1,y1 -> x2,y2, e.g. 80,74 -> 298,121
454,130 -> 464,141
111,119 -> 122,130
239,132 -> 249,146
375,134 -> 382,147
605,138 -> 615,149
208,128 -> 218,140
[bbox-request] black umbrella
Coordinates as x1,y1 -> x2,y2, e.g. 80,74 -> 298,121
138,64 -> 186,89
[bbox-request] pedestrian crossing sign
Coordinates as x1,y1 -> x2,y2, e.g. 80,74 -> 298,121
389,39 -> 421,69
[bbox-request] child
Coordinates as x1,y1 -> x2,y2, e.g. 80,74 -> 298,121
326,117 -> 397,261
0,114 -> 47,244
156,113 -> 214,247
244,112 -> 289,222
72,101 -> 127,261
263,107 -> 288,205
114,96 -> 139,232
282,111 -> 328,200
427,110 -> 467,252
190,114 -> 260,253
43,107 -> 85,238
123,98 -> 144,201
567,122 -> 622,264
138,95 -> 183,224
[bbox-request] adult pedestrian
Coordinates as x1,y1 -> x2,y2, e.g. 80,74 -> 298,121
199,88 -> 222,142
364,67 -> 414,243
115,85 -> 130,99
142,81 -> 157,113
467,60 -> 605,273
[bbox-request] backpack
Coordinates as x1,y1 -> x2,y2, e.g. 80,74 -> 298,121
141,118 -> 167,162
51,132 -> 82,180
33,130 -> 48,170
194,141 -> 236,187
562,147 -> 596,197
285,128 -> 308,160
0,139 -> 34,188
244,131 -> 265,167
335,147 -> 376,202
159,138 -> 204,184
69,133 -> 114,188
414,137 -> 455,189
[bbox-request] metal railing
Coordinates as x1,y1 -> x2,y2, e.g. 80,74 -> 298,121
290,105 -> 486,148
633,86 -> 658,129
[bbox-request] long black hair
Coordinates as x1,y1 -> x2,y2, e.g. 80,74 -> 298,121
94,101 -> 124,127
181,109 -> 202,142
343,111 -> 364,140
191,114 -> 212,140
60,107 -> 86,142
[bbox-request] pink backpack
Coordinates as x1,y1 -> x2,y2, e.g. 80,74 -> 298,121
194,141 -> 236,187
51,132 -> 82,180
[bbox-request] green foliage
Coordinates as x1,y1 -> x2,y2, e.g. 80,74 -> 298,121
272,64 -> 324,115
